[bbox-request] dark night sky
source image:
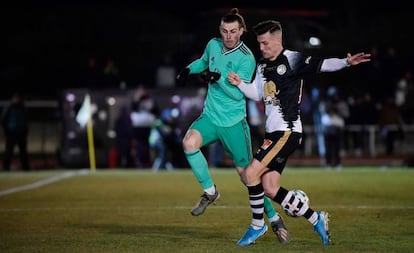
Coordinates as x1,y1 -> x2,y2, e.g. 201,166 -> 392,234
1,1 -> 412,100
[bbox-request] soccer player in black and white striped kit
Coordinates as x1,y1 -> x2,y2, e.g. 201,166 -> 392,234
228,20 -> 370,246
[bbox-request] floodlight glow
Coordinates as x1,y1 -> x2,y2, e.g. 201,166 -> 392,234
309,36 -> 321,46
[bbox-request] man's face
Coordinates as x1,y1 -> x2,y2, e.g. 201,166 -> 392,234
219,21 -> 243,50
257,32 -> 282,61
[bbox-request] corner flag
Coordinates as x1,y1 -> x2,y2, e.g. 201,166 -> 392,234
76,94 -> 91,128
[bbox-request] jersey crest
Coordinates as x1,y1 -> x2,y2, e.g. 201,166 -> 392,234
277,64 -> 287,75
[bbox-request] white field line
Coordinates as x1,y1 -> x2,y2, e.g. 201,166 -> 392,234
1,205 -> 413,212
0,169 -> 90,197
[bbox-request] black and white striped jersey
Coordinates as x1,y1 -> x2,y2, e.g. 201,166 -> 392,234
253,49 -> 324,133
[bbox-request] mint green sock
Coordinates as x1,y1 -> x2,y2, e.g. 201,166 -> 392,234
185,149 -> 213,189
264,196 -> 278,220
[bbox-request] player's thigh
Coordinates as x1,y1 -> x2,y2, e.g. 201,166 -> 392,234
219,120 -> 252,168
189,115 -> 219,146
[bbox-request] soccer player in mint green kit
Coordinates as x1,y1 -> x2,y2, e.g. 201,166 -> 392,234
176,8 -> 290,244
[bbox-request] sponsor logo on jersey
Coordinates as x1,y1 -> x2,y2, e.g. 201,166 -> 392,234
261,139 -> 273,150
277,64 -> 287,75
276,157 -> 285,163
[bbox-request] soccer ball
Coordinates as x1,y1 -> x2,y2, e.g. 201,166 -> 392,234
283,189 -> 310,217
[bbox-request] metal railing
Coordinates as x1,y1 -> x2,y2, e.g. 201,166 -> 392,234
303,124 -> 414,157
1,99 -> 413,165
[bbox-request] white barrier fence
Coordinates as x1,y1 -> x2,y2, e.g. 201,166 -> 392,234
1,99 -> 413,159
1,122 -> 413,158
302,124 -> 414,157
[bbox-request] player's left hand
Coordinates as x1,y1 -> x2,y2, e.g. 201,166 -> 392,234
347,52 -> 371,65
176,67 -> 190,81
227,72 -> 241,86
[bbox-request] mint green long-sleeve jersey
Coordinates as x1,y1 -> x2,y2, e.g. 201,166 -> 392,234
187,38 -> 256,127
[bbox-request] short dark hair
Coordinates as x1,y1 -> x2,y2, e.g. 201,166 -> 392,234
252,20 -> 282,36
221,8 -> 247,31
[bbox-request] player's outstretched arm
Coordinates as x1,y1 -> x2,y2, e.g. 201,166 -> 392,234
321,52 -> 371,72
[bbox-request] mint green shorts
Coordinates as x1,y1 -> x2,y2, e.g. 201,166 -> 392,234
189,114 -> 252,167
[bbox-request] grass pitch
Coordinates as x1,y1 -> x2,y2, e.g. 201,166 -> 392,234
1,167 -> 413,253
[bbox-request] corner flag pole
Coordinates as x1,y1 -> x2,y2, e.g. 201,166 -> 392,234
86,112 -> 96,171
75,94 -> 96,171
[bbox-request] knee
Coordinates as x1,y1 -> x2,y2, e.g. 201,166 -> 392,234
182,135 -> 198,152
182,130 -> 203,152
243,168 -> 259,185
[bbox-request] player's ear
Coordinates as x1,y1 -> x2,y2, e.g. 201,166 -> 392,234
240,27 -> 245,35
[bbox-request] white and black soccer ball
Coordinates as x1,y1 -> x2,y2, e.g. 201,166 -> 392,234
283,189 -> 310,217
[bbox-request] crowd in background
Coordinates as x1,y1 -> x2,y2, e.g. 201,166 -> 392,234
2,43 -> 414,171
62,46 -> 414,170
107,64 -> 412,170
296,44 -> 414,167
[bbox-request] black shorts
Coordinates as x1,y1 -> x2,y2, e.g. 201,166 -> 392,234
254,131 -> 302,174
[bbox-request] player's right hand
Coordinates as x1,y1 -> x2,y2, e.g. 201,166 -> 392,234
200,69 -> 221,84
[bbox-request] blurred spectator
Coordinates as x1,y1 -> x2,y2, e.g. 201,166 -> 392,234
378,97 -> 403,155
311,87 -> 326,159
114,105 -> 134,168
130,85 -> 159,168
155,54 -> 176,88
321,105 -> 345,168
326,86 -> 350,155
348,92 -> 378,156
395,69 -> 413,124
149,107 -> 182,171
401,81 -> 414,124
1,93 -> 30,171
